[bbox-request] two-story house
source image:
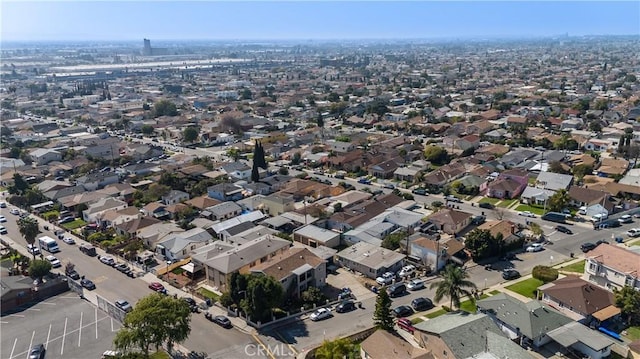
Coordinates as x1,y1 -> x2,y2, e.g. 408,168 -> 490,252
162,190 -> 189,205
427,209 -> 472,236
583,244 -> 640,291
156,227 -> 213,261
29,148 -> 62,165
82,197 -> 128,223
220,162 -> 252,180
207,183 -> 244,201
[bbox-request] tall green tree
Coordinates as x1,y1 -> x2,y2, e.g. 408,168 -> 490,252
152,100 -> 178,117
315,338 -> 356,359
464,229 -> 497,260
547,189 -> 571,212
614,286 -> 640,326
10,173 -> 30,195
182,127 -> 198,143
140,125 -> 154,135
18,217 -> 40,259
424,145 -> 449,165
251,163 -> 260,183
373,289 -> 394,331
430,264 -> 478,310
114,293 -> 191,358
29,259 -> 52,280
241,275 -> 283,323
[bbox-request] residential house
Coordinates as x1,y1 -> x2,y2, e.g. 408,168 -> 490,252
260,193 -> 295,216
114,216 -> 161,237
597,157 -> 629,178
186,195 -> 221,210
336,241 -> 405,279
413,312 -> 534,359
191,235 -> 291,291
583,244 -> 640,291
539,275 -> 618,324
422,162 -> 466,188
409,236 -> 465,272
583,139 -> 613,152
210,211 -> 266,239
568,186 -> 608,209
476,292 -> 573,348
545,321 -> 615,359
137,222 -> 184,249
29,148 -> 62,165
258,175 -> 293,193
207,183 -> 244,201
82,197 -> 128,223
141,202 -> 170,219
427,209 -> 472,235
76,172 -> 119,191
500,149 -> 539,168
360,329 -> 432,359
250,247 -> 326,298
293,224 -> 341,248
206,201 -> 242,221
519,187 -> 554,206
535,172 -> 573,192
220,162 -> 252,180
330,190 -> 372,209
156,227 -> 213,261
368,158 -> 402,179
162,190 -> 189,205
476,220 -> 522,244
325,139 -> 356,153
96,207 -> 141,229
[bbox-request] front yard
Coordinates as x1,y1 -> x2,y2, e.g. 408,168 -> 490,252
61,219 -> 87,230
625,326 -> 640,340
505,278 -> 544,299
514,204 -> 546,216
478,197 -> 500,205
497,198 -> 518,208
560,260 -> 585,273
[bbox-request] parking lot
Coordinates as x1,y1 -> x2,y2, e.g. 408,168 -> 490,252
1,293 -> 121,359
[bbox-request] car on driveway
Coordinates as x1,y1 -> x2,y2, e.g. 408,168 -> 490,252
310,307 -> 332,321
411,297 -> 434,311
62,236 -> 76,244
393,305 -> 414,318
555,225 -> 573,235
81,278 -> 96,290
115,299 -> 132,312
148,282 -> 165,292
581,242 -> 597,252
407,279 -> 425,291
396,317 -> 415,334
376,271 -> 395,285
526,243 -> 544,252
45,255 -> 62,268
336,300 -> 357,313
399,264 -> 416,277
502,269 -> 521,280
518,211 -> 536,218
29,343 -> 45,359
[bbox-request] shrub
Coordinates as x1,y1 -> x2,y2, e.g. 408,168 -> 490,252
219,292 -> 233,307
442,305 -> 452,312
532,265 -> 559,283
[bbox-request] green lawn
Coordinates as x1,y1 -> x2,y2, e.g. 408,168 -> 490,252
515,204 -> 546,216
560,260 -> 585,273
489,290 -> 501,295
61,219 -> 87,230
197,287 -> 220,301
497,199 -> 518,208
42,210 -> 60,219
478,197 -> 500,205
458,294 -> 489,313
625,326 -> 640,340
628,239 -> 640,247
411,317 -> 424,325
506,278 -> 544,299
425,308 -> 447,318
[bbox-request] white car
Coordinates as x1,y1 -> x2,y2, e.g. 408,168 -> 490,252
627,228 -> 640,238
619,215 -> 633,224
518,211 -> 536,218
376,272 -> 395,285
61,237 -> 76,245
10,208 -> 20,215
99,256 -> 116,266
526,243 -> 544,252
399,265 -> 416,277
45,255 -> 62,268
0,215 -> 6,223
0,202 -> 6,208
407,279 -> 425,291
310,308 -> 332,321
27,244 -> 40,255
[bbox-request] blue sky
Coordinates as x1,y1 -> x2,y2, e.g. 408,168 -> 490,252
1,1 -> 638,41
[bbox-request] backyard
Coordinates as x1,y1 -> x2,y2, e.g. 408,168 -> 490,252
505,278 -> 544,299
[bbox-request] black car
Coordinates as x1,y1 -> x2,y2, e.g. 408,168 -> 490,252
555,225 -> 573,235
478,202 -> 494,209
502,269 -> 521,280
66,269 -> 80,280
81,278 -> 96,290
411,297 -> 434,311
114,263 -> 129,273
393,305 -> 414,318
212,315 -> 232,328
29,344 -> 45,359
412,188 -> 427,195
581,242 -> 597,252
596,240 -> 610,246
336,300 -> 357,313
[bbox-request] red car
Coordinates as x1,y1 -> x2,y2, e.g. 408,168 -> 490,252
396,318 -> 415,334
148,282 -> 165,292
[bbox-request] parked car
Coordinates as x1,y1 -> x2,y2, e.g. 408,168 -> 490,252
393,305 -> 414,318
555,225 -> 573,235
596,240 -> 609,246
396,317 -> 415,334
472,215 -> 486,225
148,282 -> 165,292
526,243 -> 544,252
65,268 -> 80,280
29,344 -> 45,359
99,256 -> 116,266
357,178 -> 371,185
619,215 -> 633,224
383,184 -> 395,189
212,315 -> 232,328
79,244 -> 97,256
0,225 -> 6,235
502,269 -> 521,280
0,202 -> 6,208
0,215 -> 6,223
518,211 -> 536,218
411,297 -> 434,311
61,237 -> 76,244
478,202 -> 494,209
407,279 -> 425,291
581,242 -> 597,252
81,278 -> 96,290
310,308 -> 332,321
10,208 -> 20,215
58,217 -> 75,224
115,299 -> 132,312
387,282 -> 407,298
398,265 -> 416,277
45,255 -> 62,268
412,188 -> 427,195
627,228 -> 640,237
27,244 -> 40,255
376,272 -> 395,285
336,300 -> 357,313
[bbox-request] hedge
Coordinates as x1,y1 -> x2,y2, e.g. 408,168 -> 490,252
532,265 -> 559,283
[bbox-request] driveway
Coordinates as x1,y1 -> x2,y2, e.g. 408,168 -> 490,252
325,268 -> 376,302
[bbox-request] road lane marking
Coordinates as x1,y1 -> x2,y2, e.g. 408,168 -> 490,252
26,308 -> 41,311
61,317 -> 68,355
39,302 -> 56,305
78,311 -> 83,347
26,330 -> 35,359
95,307 -> 98,339
9,314 -> 24,318
9,338 -> 17,359
251,333 -> 276,359
46,323 -> 52,349
111,318 -> 114,332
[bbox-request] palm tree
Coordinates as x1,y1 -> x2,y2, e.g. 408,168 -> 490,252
18,217 -> 40,259
314,338 -> 355,359
430,264 -> 478,310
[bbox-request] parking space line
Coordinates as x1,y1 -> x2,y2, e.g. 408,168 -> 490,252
9,338 -> 17,359
27,330 -> 34,359
26,308 -> 41,311
78,312 -> 83,347
39,302 -> 56,305
9,314 -> 24,318
1,320 -> 9,324
61,317 -> 67,355
46,324 -> 52,349
95,307 -> 98,339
